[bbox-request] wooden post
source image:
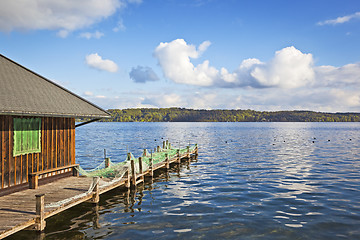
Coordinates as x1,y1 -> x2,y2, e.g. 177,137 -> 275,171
157,146 -> 160,152
165,153 -> 169,169
90,177 -> 100,203
34,194 -> 46,231
143,149 -> 147,157
177,149 -> 180,163
72,166 -> 79,177
166,140 -> 169,148
149,153 -> 153,177
162,141 -> 166,149
186,146 -> 190,161
125,167 -> 130,188
29,174 -> 39,189
105,158 -> 110,168
130,155 -> 136,190
138,157 -> 143,174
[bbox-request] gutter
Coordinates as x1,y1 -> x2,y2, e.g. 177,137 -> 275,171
75,118 -> 102,128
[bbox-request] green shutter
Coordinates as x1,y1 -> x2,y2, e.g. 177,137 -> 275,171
13,118 -> 41,156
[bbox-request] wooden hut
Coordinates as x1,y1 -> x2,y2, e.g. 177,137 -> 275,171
0,54 -> 110,195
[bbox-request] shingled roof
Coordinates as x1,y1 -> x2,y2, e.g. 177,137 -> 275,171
0,54 -> 110,118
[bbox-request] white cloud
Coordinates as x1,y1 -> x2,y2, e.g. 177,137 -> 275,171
143,93 -> 184,107
57,29 -> 70,38
142,88 -> 360,112
79,31 -> 104,39
151,39 -> 360,112
317,12 -> 360,26
314,63 -> 360,88
249,46 -> 315,88
83,91 -> 94,96
154,39 -> 360,91
81,84 -> 360,112
154,39 -> 315,89
154,39 -> 218,86
0,0 -> 140,36
85,53 -> 118,72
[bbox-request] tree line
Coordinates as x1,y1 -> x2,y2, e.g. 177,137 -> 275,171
90,108 -> 360,122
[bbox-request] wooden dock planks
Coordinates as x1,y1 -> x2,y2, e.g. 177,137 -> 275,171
0,147 -> 197,239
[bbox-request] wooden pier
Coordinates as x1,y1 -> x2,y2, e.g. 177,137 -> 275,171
0,145 -> 198,239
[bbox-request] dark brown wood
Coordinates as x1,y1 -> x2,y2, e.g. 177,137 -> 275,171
149,155 -> 153,177
34,154 -> 38,176
72,166 -> 79,177
50,118 -> 54,169
8,117 -> 13,187
0,119 -> 2,189
105,158 -> 110,168
0,182 -> 28,197
1,116 -> 76,193
45,117 -> 50,171
130,156 -> 136,189
125,167 -> 130,188
177,149 -> 180,163
165,153 -> 169,169
28,164 -> 79,189
66,118 -> 70,166
35,194 -> 46,231
0,144 -> 198,238
29,174 -> 39,189
71,118 -> 75,165
40,118 -> 44,172
0,117 -> 4,189
138,157 -> 143,174
60,118 -> 64,167
90,177 -> 99,203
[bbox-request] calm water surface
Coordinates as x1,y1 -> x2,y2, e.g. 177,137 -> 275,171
10,122 -> 360,239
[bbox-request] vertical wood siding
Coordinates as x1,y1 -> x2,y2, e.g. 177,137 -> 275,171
0,116 -> 75,190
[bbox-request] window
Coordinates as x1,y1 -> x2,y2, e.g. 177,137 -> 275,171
13,118 -> 41,156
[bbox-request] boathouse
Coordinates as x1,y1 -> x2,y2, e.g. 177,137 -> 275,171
0,54 -> 110,195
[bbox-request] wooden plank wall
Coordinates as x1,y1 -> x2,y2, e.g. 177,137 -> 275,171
0,116 -> 75,190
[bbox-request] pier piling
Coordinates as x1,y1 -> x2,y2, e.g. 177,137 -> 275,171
35,194 -> 46,231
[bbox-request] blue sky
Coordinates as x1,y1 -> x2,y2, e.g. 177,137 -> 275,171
1,0 -> 360,112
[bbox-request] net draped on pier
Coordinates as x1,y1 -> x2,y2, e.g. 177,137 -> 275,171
76,143 -> 197,180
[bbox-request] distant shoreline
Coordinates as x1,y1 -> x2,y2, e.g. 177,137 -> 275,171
79,108 -> 360,122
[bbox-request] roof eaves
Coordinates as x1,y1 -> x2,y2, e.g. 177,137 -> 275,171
0,54 -> 111,117
0,110 -> 111,119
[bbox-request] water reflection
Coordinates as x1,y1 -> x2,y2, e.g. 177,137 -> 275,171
270,123 -> 318,197
9,122 -> 360,240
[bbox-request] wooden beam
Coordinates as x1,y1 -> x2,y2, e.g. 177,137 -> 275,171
34,194 -> 46,231
125,167 -> 130,188
165,153 -> 169,169
149,153 -> 153,177
138,157 -> 143,174
90,177 -> 99,204
105,158 -> 110,168
130,155 -> 136,190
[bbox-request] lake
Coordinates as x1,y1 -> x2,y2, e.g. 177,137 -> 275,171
10,122 -> 360,239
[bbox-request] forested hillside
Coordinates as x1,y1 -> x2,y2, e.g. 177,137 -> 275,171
95,108 -> 360,122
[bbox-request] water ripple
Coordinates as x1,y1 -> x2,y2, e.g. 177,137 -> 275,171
11,122 -> 360,240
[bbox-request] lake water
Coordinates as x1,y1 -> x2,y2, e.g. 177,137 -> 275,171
10,122 -> 360,239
